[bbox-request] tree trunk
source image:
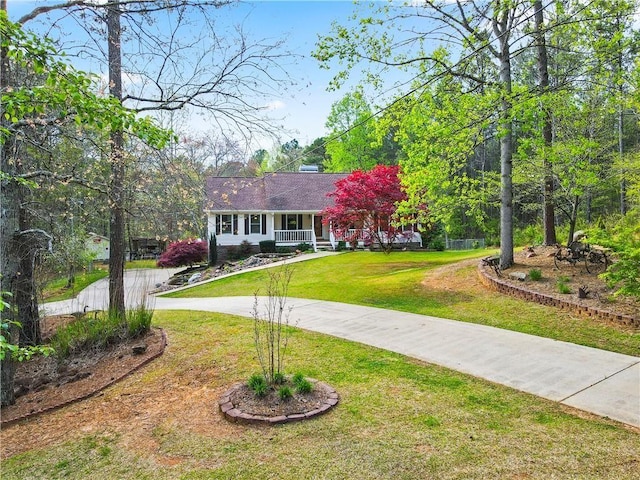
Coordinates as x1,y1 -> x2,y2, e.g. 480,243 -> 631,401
619,107 -> 627,215
15,230 -> 51,346
1,0 -> 18,406
107,2 -> 126,316
534,0 -> 556,245
567,196 -> 580,246
497,18 -> 514,270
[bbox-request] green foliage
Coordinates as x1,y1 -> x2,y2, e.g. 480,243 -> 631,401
277,385 -> 293,400
556,276 -> 572,294
514,225 -> 543,247
259,240 -> 276,254
50,305 -> 153,360
0,13 -> 171,147
273,372 -> 286,385
336,240 -> 347,251
126,304 -> 154,338
55,229 -> 97,288
295,242 -> 311,252
0,297 -> 54,362
529,269 -> 543,281
588,213 -> 640,298
247,374 -> 268,398
293,374 -> 313,394
323,90 -> 398,172
430,240 -> 445,251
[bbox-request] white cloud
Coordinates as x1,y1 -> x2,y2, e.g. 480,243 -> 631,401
264,100 -> 286,111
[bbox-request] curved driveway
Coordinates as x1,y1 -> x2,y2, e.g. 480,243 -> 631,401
43,259 -> 640,428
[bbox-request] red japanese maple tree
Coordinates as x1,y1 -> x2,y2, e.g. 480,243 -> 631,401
157,239 -> 208,267
322,165 -> 420,253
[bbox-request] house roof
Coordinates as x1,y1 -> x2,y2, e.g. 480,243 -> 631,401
205,172 -> 347,212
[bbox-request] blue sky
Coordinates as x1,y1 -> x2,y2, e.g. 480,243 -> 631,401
7,0 -> 398,149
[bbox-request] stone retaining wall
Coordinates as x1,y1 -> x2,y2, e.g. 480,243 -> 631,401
477,264 -> 639,328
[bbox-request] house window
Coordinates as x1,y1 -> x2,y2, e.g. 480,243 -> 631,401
216,214 -> 238,235
282,214 -> 303,230
244,214 -> 267,235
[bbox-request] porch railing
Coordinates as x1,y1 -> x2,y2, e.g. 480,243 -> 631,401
274,229 -> 315,247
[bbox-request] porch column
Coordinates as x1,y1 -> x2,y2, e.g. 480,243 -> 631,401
311,215 -> 317,252
269,213 -> 275,241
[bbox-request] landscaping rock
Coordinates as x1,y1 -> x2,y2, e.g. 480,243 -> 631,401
508,271 -> 527,281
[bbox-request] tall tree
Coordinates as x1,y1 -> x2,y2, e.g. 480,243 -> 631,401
315,1 -> 527,267
0,12 -> 168,405
324,91 -> 381,172
533,0 -> 557,245
17,0 -> 292,317
269,139 -> 303,172
106,1 -> 126,314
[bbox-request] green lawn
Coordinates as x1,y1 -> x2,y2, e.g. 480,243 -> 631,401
42,260 -> 160,302
3,310 -> 638,479
125,259 -> 160,269
42,269 -> 109,302
165,250 -> 640,356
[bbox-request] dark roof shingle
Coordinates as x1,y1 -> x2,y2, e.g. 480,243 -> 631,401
205,173 -> 347,212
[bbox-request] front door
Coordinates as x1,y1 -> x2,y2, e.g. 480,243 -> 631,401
314,216 -> 323,239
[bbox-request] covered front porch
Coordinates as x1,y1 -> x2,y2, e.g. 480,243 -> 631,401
209,212 -> 330,252
273,213 -> 330,250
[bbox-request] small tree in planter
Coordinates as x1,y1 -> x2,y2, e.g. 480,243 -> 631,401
252,263 -> 295,385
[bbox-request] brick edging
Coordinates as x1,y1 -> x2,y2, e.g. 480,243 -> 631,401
0,328 -> 167,427
477,263 -> 639,328
219,379 -> 339,425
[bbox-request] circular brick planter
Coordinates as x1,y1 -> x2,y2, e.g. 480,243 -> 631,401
218,379 -> 339,425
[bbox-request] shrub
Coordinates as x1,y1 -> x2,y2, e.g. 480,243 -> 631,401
556,276 -> 571,294
208,234 -> 218,267
239,239 -> 253,257
296,242 -> 311,252
273,371 -> 286,385
336,240 -> 346,251
248,373 -> 268,397
226,245 -> 240,260
529,268 -> 542,281
430,240 -> 445,251
126,303 -> 153,337
259,240 -> 276,253
292,372 -> 313,394
295,378 -> 313,394
253,264 -> 294,385
514,224 -> 543,247
157,239 -> 207,267
278,385 -> 293,400
50,303 -> 154,359
587,213 -> 640,298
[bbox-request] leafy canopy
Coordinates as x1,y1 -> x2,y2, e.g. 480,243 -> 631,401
0,12 -> 171,147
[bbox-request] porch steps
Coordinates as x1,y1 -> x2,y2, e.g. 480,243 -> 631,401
315,241 -> 334,252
